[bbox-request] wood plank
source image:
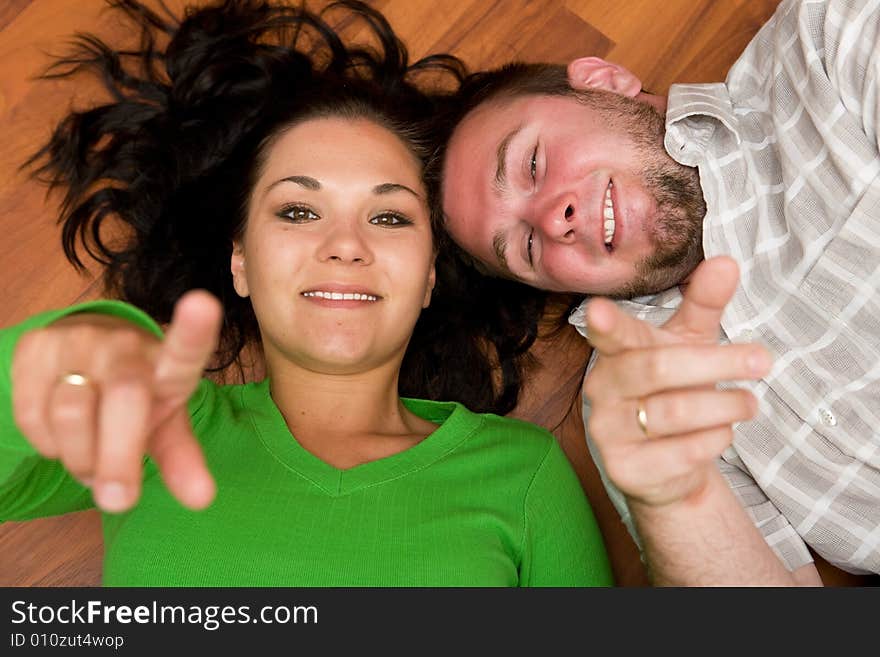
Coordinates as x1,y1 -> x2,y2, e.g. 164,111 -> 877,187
428,0 -> 611,68
566,0 -> 781,93
0,0 -> 32,32
0,511 -> 103,586
666,0 -> 782,86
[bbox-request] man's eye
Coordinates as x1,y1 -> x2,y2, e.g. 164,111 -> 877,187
529,145 -> 538,181
370,213 -> 412,227
279,205 -> 319,222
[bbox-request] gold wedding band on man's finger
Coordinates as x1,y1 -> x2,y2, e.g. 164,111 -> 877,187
636,398 -> 651,437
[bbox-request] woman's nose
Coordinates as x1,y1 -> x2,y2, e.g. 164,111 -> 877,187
317,223 -> 373,264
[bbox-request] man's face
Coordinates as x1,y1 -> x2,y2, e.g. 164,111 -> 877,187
441,91 -> 705,297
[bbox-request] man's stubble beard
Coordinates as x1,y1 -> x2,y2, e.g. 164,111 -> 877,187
617,161 -> 706,299
582,90 -> 706,299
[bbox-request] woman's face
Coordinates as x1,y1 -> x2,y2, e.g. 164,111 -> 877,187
231,117 -> 435,376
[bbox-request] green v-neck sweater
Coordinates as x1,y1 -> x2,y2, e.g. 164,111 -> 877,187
0,302 -> 613,586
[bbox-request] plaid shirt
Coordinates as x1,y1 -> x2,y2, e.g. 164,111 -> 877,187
570,0 -> 880,574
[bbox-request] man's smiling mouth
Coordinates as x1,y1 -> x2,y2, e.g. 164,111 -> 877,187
603,180 -> 616,249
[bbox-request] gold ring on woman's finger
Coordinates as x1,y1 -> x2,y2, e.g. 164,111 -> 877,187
58,372 -> 92,388
636,398 -> 650,437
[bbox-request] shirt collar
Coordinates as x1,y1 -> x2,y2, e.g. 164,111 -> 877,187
664,82 -> 741,166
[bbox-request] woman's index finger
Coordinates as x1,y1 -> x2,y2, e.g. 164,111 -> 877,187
154,290 -> 223,401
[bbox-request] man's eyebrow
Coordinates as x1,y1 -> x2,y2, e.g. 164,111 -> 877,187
373,182 -> 421,198
492,231 -> 514,278
493,124 -> 524,194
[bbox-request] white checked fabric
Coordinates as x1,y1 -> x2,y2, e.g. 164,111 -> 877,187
570,0 -> 880,574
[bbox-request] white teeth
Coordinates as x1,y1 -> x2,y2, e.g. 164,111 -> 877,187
302,291 -> 378,301
603,182 -> 616,245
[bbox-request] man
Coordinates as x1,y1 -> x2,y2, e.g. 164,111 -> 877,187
438,0 -> 879,584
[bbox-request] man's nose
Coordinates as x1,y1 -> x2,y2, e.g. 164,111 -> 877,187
535,195 -> 577,244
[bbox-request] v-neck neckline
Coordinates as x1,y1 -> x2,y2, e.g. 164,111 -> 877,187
242,379 -> 479,496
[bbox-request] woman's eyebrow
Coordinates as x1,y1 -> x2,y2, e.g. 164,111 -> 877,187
263,177 -> 419,198
373,182 -> 420,198
266,175 -> 321,193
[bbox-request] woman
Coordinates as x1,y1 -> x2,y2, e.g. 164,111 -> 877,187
0,0 -> 612,586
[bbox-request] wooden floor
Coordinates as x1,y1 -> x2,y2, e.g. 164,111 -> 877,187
0,0 -> 781,587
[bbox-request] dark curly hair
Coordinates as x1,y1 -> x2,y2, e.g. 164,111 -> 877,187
26,0 -> 549,415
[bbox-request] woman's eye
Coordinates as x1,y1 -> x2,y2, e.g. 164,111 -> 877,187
279,205 -> 319,222
529,145 -> 538,181
370,213 -> 412,227
526,229 -> 534,267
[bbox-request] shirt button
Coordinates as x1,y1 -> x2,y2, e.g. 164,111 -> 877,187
738,329 -> 754,342
818,408 -> 837,427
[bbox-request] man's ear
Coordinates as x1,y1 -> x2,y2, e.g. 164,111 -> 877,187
230,240 -> 250,298
567,56 -> 642,97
